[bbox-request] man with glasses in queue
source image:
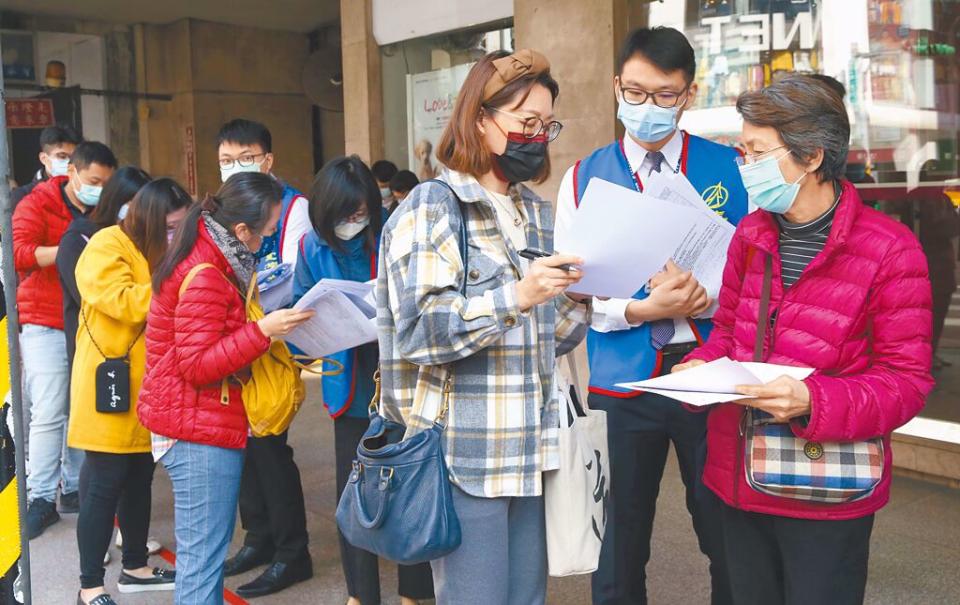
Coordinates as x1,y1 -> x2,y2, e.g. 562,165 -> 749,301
554,27 -> 748,605
215,119 -> 315,598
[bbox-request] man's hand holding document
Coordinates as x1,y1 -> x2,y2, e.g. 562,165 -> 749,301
615,357 -> 813,408
561,177 -> 735,306
283,279 -> 377,358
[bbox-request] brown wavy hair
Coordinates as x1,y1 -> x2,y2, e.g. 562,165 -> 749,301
436,51 -> 559,183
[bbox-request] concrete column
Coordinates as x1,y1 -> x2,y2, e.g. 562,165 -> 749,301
341,0 -> 384,164
513,0 -> 624,201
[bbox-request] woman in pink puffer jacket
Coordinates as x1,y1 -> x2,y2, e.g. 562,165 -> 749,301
675,74 -> 934,605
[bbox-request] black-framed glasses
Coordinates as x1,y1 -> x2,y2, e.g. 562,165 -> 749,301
218,152 -> 268,170
617,82 -> 690,108
488,107 -> 564,142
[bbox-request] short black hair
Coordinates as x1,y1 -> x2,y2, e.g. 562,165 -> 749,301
70,141 -> 118,171
808,74 -> 846,99
370,160 -> 398,184
39,124 -> 82,152
216,118 -> 272,153
618,27 -> 696,83
389,169 -> 419,194
309,155 -> 383,254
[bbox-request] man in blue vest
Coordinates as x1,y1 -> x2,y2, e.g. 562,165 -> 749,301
555,27 -> 748,605
215,119 -> 315,598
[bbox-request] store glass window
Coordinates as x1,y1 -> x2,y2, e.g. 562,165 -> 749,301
379,24 -> 513,181
650,0 -> 960,427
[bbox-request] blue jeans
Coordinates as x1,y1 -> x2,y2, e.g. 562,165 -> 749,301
21,324 -> 83,502
162,440 -> 244,605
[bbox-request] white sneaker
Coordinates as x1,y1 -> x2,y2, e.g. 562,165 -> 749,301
146,537 -> 162,556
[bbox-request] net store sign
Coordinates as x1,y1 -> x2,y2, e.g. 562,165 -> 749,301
701,12 -> 816,55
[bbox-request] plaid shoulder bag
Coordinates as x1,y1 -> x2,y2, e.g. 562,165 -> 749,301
743,254 -> 884,504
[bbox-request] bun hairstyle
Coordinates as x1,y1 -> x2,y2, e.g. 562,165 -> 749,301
152,172 -> 284,291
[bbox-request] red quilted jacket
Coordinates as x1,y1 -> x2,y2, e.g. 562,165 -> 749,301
12,176 -> 76,328
138,219 -> 271,449
686,181 -> 934,520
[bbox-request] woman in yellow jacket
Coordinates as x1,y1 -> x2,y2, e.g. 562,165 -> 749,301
69,178 -> 191,605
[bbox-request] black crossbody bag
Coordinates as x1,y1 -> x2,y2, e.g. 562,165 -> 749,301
80,309 -> 145,414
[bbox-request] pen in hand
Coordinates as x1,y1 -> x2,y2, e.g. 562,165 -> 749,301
518,248 -> 578,272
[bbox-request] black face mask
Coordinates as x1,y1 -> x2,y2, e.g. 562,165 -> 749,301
494,132 -> 548,183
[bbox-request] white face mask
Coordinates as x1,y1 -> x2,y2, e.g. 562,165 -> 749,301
49,157 -> 70,177
220,161 -> 263,183
334,216 -> 370,241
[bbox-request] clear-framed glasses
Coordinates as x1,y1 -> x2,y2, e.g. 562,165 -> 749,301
218,152 -> 268,170
487,107 -> 564,142
617,83 -> 689,108
735,145 -> 789,166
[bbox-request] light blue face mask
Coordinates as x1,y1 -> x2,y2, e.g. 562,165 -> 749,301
617,100 -> 679,143
737,151 -> 806,214
75,181 -> 103,207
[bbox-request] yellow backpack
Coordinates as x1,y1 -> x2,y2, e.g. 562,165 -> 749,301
179,264 -> 339,437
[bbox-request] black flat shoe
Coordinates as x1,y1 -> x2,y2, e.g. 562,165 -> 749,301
223,545 -> 274,577
235,557 -> 313,598
77,592 -> 117,605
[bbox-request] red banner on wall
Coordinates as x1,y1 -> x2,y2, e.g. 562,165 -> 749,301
5,98 -> 56,129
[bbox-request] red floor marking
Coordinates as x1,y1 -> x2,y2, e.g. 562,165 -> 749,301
157,548 -> 250,605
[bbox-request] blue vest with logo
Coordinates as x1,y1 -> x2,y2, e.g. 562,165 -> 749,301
294,230 -> 380,418
573,133 -> 748,397
257,183 -> 301,272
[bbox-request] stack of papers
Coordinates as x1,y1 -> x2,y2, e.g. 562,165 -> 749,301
615,357 -> 814,406
283,279 -> 378,358
559,176 -> 735,304
258,264 -> 294,312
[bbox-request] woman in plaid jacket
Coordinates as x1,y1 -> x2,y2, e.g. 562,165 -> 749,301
674,75 -> 934,604
377,50 -> 591,605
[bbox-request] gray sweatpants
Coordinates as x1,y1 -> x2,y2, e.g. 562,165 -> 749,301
431,485 -> 547,605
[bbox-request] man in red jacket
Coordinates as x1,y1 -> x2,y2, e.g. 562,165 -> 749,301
13,141 -> 117,539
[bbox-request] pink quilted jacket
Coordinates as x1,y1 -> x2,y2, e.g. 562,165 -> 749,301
686,181 -> 933,520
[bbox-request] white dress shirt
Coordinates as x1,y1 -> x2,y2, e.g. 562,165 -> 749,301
554,130 -> 696,343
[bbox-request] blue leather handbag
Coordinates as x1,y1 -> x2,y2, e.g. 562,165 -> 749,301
335,178 -> 466,565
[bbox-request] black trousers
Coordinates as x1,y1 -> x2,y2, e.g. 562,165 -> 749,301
590,354 -> 730,605
238,431 -> 309,563
720,502 -> 874,605
77,451 -> 155,589
334,416 -> 434,605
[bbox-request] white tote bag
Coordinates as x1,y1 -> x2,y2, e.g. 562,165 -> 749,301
544,353 -> 610,577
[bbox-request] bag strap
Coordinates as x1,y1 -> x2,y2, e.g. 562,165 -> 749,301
80,307 -> 145,362
753,253 -> 773,363
178,263 -> 223,298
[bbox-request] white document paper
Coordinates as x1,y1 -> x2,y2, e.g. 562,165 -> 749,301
561,178 -> 699,299
615,357 -> 814,407
643,171 -> 736,299
283,279 -> 377,358
257,263 -> 294,313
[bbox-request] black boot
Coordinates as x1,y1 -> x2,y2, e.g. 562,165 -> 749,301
223,546 -> 274,577
235,556 -> 313,598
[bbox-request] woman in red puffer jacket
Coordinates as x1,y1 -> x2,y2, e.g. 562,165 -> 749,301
673,75 -> 934,605
138,172 -> 313,605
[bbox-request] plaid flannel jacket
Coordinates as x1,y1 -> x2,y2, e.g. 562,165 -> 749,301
376,168 -> 591,498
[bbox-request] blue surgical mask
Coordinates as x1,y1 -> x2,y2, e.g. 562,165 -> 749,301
75,181 -> 103,207
738,151 -> 807,214
49,158 -> 70,177
617,100 -> 678,143
220,161 -> 262,183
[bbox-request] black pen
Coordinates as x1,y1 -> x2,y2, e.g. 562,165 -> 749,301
518,248 -> 577,272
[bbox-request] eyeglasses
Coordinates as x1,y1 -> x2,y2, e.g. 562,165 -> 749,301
487,107 -> 564,142
617,83 -> 689,108
735,146 -> 789,166
218,153 -> 267,170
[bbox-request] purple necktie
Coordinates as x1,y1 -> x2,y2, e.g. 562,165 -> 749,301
645,151 -> 675,349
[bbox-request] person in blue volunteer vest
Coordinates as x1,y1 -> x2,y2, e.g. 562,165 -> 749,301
215,119 -> 315,598
554,27 -> 748,605
293,155 -> 434,605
